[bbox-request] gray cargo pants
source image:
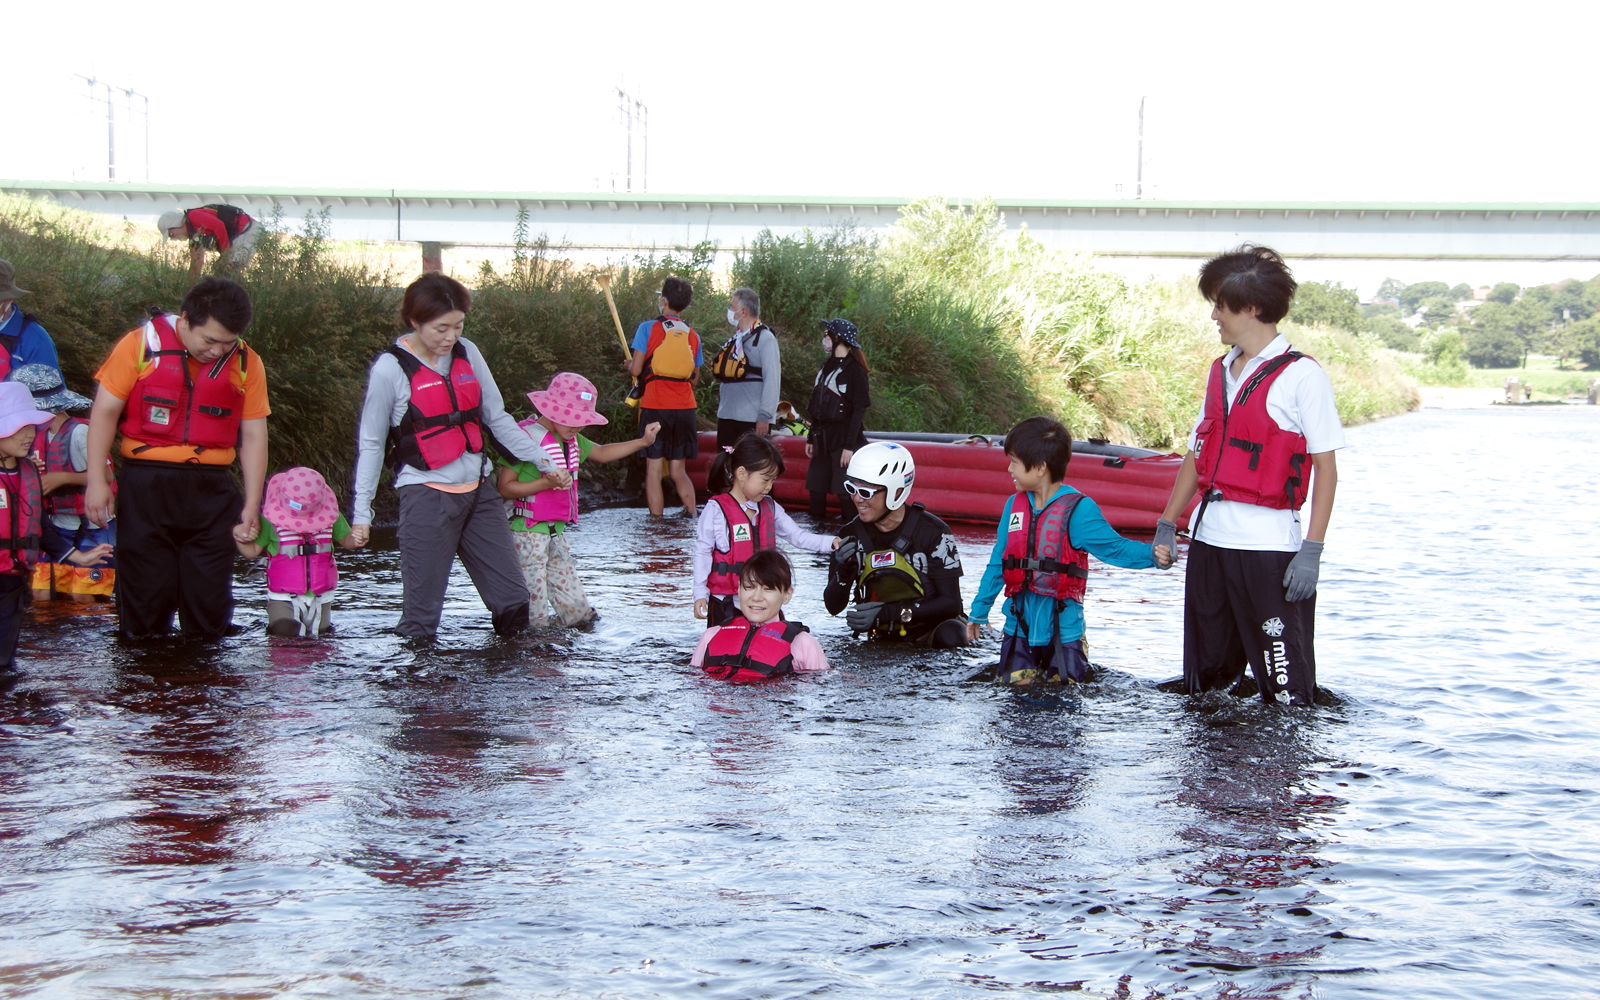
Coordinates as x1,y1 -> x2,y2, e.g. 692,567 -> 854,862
395,480 -> 531,638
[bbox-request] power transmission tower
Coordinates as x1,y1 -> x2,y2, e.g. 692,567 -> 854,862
76,76 -> 150,182
1136,95 -> 1146,199
617,88 -> 649,193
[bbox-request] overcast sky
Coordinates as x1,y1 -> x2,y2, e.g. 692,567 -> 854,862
9,0 -> 1597,205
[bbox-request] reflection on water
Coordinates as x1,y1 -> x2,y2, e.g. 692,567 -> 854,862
0,407 -> 1598,998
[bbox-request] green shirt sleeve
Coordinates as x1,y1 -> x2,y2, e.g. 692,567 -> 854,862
577,434 -> 596,463
254,517 -> 281,557
331,513 -> 351,542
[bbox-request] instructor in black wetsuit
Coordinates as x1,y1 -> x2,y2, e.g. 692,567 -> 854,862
824,441 -> 969,648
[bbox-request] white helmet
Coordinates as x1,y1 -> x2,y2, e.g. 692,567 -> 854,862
846,441 -> 916,511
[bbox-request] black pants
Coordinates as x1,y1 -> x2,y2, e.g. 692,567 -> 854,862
717,419 -> 757,450
0,574 -> 26,668
1183,539 -> 1317,704
707,594 -> 737,627
115,461 -> 243,639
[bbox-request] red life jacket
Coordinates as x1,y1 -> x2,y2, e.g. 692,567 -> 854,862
31,417 -> 116,516
701,616 -> 809,682
186,205 -> 253,251
1000,491 -> 1088,604
117,312 -> 249,455
0,462 -> 43,575
706,493 -> 777,596
384,342 -> 484,471
265,528 -> 338,596
1193,350 -> 1314,511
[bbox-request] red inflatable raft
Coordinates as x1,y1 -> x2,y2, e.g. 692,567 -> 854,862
685,431 -> 1196,532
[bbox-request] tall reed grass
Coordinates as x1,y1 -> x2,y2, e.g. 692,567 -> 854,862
0,192 -> 1418,521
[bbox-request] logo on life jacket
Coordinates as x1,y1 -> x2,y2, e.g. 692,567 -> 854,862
870,551 -> 895,568
149,407 -> 170,426
732,523 -> 752,543
0,488 -> 8,510
1007,511 -> 1025,533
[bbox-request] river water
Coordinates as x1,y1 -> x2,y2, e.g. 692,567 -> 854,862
1,406 -> 1596,999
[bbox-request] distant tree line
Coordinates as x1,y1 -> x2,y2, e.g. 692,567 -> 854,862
1287,274 -> 1600,369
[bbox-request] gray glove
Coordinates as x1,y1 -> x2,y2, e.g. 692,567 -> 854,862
1283,540 -> 1323,602
1154,518 -> 1178,570
833,537 -> 860,579
847,600 -> 886,633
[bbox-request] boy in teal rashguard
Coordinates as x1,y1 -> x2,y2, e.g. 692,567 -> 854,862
968,416 -> 1173,685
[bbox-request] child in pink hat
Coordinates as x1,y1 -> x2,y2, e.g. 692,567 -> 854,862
236,467 -> 366,636
0,382 -> 62,672
497,372 -> 661,626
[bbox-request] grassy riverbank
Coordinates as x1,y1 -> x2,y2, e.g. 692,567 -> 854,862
0,193 -> 1419,512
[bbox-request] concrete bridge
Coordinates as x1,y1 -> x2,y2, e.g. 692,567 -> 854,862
8,179 -> 1600,275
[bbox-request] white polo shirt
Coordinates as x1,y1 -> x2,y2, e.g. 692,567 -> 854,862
1186,334 -> 1344,552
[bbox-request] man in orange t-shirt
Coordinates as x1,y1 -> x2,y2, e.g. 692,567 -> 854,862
627,276 -> 702,516
84,277 -> 270,638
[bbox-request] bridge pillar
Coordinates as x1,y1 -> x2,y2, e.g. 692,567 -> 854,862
421,241 -> 443,273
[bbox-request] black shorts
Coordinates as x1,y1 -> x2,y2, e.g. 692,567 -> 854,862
1182,539 -> 1318,704
717,418 -> 757,450
639,407 -> 698,461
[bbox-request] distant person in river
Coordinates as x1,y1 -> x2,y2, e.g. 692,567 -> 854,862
0,259 -> 64,377
86,277 -> 269,639
350,272 -> 570,639
694,433 -> 839,627
692,549 -> 829,681
9,365 -> 116,602
157,205 -> 260,276
805,318 -> 871,518
710,286 -> 780,448
825,441 -> 969,648
0,383 -> 56,671
235,468 -> 365,637
499,372 -> 660,627
1156,245 -> 1342,707
626,276 -> 701,516
967,417 -> 1173,686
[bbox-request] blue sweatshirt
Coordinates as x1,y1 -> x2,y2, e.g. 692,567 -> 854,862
0,307 -> 61,371
969,485 -> 1155,644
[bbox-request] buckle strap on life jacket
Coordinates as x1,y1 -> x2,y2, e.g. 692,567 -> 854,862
279,541 -> 334,557
1227,437 -> 1264,470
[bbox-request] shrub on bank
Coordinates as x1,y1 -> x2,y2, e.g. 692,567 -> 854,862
0,192 -> 1420,519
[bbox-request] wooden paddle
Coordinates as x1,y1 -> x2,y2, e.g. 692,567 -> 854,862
595,272 -> 640,407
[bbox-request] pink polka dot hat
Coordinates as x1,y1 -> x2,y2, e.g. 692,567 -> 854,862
262,467 -> 340,535
527,372 -> 609,427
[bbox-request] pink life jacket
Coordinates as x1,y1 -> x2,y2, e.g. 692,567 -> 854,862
701,616 -> 809,682
511,421 -> 580,526
265,527 -> 337,596
1193,350 -> 1315,511
1000,491 -> 1089,604
706,493 -> 776,596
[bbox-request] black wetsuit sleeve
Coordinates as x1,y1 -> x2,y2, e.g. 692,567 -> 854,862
842,362 -> 870,447
893,571 -> 963,626
824,560 -> 852,616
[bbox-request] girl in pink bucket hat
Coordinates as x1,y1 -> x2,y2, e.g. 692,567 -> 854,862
236,466 -> 366,636
497,372 -> 661,626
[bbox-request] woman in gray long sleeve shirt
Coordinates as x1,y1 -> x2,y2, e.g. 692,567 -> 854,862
350,274 -> 565,638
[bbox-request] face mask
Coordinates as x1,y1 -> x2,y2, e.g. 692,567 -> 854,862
727,308 -> 738,327
822,336 -> 832,352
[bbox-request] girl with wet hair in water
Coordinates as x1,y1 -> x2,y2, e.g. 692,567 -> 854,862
692,432 -> 839,627
692,549 -> 829,682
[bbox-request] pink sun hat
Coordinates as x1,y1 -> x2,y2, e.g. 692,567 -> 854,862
0,382 -> 53,438
527,372 -> 609,427
262,467 -> 340,535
